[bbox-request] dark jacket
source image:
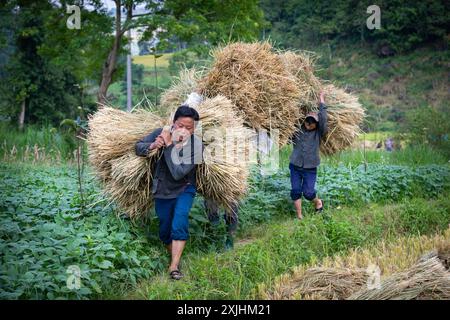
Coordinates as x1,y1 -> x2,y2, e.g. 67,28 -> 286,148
135,127 -> 203,199
290,103 -> 328,169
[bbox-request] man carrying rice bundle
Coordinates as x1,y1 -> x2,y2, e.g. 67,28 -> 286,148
289,92 -> 327,220
135,105 -> 203,280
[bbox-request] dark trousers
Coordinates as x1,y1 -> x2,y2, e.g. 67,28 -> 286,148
204,198 -> 238,233
289,163 -> 317,201
154,185 -> 196,245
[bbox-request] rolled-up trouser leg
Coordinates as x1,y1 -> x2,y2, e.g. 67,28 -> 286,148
289,163 -> 303,200
155,198 -> 176,245
171,185 -> 196,241
301,168 -> 317,201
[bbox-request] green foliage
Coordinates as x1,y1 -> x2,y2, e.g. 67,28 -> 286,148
134,195 -> 450,299
168,49 -> 211,76
0,160 -> 448,299
0,1 -> 112,126
0,164 -> 163,299
261,0 -> 450,54
312,43 -> 449,134
141,0 -> 266,52
403,106 -> 450,157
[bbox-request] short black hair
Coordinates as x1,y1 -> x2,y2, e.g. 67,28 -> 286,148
173,105 -> 200,122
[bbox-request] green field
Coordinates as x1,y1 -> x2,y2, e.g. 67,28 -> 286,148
133,53 -> 173,68
1,150 -> 449,299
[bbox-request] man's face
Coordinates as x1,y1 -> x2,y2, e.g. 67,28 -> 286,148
172,116 -> 195,143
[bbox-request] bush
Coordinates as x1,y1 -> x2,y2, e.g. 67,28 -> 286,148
403,106 -> 450,157
0,164 -> 163,299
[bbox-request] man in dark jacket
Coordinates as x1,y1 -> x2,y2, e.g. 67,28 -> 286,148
289,92 -> 327,219
135,105 -> 203,280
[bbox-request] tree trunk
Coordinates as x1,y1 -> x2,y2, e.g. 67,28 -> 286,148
97,40 -> 120,104
18,100 -> 25,130
97,0 -> 124,105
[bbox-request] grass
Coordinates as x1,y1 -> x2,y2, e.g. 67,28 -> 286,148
314,44 -> 449,132
279,143 -> 449,169
358,131 -> 394,142
128,194 -> 450,300
1,160 -> 448,299
0,122 -> 79,163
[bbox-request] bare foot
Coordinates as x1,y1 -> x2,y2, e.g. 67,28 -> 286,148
314,198 -> 323,210
297,214 -> 303,220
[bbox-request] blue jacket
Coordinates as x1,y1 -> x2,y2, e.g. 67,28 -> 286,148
290,103 -> 328,169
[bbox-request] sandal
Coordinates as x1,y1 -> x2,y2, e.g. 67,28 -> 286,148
315,200 -> 324,213
169,269 -> 184,280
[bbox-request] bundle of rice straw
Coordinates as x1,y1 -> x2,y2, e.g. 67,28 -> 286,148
317,84 -> 365,155
87,106 -> 164,218
192,96 -> 256,211
198,42 -> 301,146
277,267 -> 368,300
159,67 -> 204,112
278,50 -> 322,110
87,96 -> 254,219
348,247 -> 450,300
279,50 -> 365,155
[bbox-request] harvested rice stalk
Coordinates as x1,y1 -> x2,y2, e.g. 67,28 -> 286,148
198,42 -> 301,146
88,96 -> 254,219
317,84 -> 364,155
87,106 -> 164,181
160,67 -> 204,113
348,248 -> 450,300
282,267 -> 368,300
278,50 -> 323,110
87,106 -> 164,219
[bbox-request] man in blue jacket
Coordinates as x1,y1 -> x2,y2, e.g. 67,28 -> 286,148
135,105 -> 203,280
290,92 -> 327,220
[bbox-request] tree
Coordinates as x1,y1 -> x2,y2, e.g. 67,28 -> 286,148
0,0 -> 114,127
260,0 -> 450,53
95,0 -> 265,104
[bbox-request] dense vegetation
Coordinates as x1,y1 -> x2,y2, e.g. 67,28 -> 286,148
260,0 -> 449,54
0,0 -> 449,301
1,149 -> 449,299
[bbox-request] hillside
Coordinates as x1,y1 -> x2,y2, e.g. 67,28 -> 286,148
313,44 -> 449,133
